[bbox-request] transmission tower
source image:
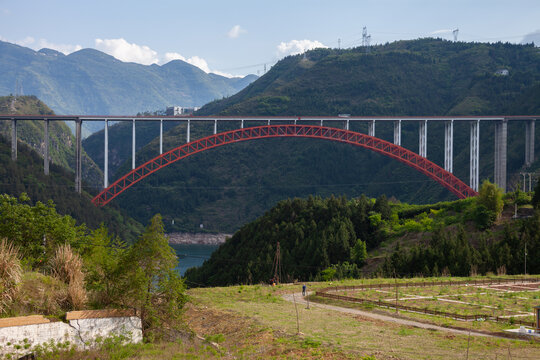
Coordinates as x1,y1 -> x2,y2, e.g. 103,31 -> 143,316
453,28 -> 459,42
362,27 -> 371,53
271,241 -> 282,284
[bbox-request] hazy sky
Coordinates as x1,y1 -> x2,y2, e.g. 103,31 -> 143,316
1,0 -> 539,77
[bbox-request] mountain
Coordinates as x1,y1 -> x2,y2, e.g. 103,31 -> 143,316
83,39 -> 540,233
0,40 -> 257,135
0,95 -> 102,185
197,39 -> 540,116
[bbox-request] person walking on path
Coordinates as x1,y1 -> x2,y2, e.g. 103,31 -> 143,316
302,284 -> 306,296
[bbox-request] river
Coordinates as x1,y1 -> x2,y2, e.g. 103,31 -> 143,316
170,243 -> 220,276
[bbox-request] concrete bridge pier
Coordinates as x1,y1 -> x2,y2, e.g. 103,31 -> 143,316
44,118 -> 49,175
393,120 -> 401,145
494,120 -> 508,191
525,120 -> 535,166
214,119 -> 218,134
159,119 -> 163,155
241,119 -> 244,128
11,119 -> 17,161
368,120 -> 375,137
345,119 -> 350,131
132,119 -> 136,170
104,119 -> 108,188
419,120 -> 427,158
444,120 -> 454,173
470,120 -> 480,192
186,119 -> 190,143
75,119 -> 82,194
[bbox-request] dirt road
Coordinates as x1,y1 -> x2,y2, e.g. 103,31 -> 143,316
282,292 -> 510,339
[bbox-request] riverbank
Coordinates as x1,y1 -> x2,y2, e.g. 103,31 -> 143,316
167,232 -> 231,245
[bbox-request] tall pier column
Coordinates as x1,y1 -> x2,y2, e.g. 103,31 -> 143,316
104,119 -> 109,188
44,118 -> 49,175
267,119 -> 270,126
494,120 -> 508,191
132,118 -> 136,170
470,120 -> 480,192
419,120 -> 427,158
75,119 -> 82,194
345,119 -> 349,131
444,120 -> 454,173
320,119 -> 323,126
393,120 -> 401,145
11,119 -> 17,161
214,119 -> 217,134
525,120 -> 535,166
186,119 -> 190,143
159,119 -> 163,155
368,120 -> 375,137
241,119 -> 244,129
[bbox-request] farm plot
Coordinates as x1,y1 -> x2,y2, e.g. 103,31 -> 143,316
344,281 -> 540,323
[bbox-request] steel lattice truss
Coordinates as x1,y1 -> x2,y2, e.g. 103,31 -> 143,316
92,125 -> 478,206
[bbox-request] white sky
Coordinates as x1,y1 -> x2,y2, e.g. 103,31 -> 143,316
0,0 -> 539,77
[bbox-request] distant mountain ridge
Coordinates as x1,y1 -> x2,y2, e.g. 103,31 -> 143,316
0,40 -> 257,134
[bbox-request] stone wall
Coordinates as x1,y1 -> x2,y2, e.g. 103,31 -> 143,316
0,310 -> 142,358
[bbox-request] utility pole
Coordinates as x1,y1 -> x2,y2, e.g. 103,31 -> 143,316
524,242 -> 527,275
272,241 -> 282,284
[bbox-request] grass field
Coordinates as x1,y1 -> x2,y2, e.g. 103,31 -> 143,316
187,276 -> 540,359
32,276 -> 540,359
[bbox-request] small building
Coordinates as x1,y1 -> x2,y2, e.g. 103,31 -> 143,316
166,106 -> 201,116
494,69 -> 509,76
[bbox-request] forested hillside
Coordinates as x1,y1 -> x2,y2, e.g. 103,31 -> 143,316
86,40 -> 540,233
198,39 -> 540,116
185,188 -> 540,286
0,95 -> 102,185
0,134 -> 143,241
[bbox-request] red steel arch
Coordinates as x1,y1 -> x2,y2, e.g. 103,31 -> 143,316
92,125 -> 477,206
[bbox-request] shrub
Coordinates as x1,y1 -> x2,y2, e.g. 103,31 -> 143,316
50,244 -> 86,309
0,239 -> 22,314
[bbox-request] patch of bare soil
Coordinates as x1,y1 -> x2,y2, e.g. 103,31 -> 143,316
184,303 -> 358,359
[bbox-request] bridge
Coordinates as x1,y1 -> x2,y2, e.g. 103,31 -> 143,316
1,115 -> 538,203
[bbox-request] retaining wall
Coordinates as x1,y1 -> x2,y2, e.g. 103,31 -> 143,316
0,310 -> 142,358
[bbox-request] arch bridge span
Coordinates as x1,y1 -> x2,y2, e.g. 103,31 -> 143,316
92,124 -> 477,206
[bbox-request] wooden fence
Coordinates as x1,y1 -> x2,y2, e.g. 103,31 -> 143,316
315,277 -> 539,327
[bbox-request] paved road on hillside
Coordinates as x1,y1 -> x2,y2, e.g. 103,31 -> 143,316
282,292 -> 513,340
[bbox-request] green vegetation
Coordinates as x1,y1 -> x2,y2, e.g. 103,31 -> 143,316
199,39 -> 540,117
0,197 -> 186,340
186,191 -> 539,286
0,95 -> 102,185
0,135 -> 143,241
83,39 -> 540,233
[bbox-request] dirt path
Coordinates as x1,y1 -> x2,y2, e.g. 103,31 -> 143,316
282,292 -> 509,339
